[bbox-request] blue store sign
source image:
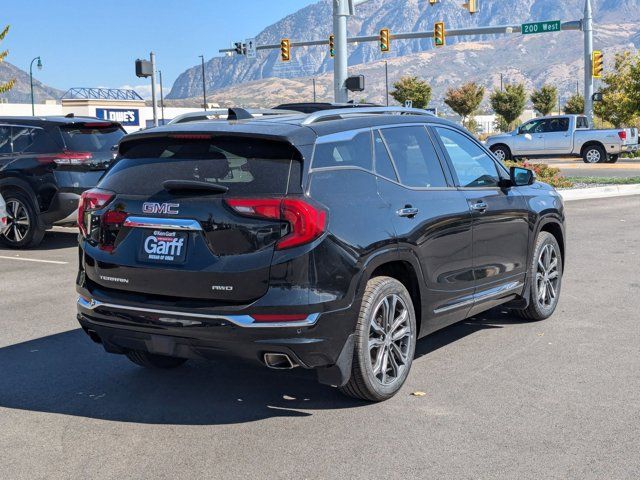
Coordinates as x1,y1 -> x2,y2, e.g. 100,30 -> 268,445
95,108 -> 140,126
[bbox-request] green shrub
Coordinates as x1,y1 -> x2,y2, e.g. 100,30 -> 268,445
504,160 -> 574,189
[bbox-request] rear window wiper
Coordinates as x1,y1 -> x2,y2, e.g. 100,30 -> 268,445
162,180 -> 229,193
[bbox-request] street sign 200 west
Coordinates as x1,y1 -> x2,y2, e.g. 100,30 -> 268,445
521,21 -> 561,35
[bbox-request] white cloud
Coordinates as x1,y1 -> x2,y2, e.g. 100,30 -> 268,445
119,84 -> 171,100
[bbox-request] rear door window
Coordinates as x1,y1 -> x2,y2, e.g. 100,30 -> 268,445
380,126 -> 447,188
312,130 -> 372,171
373,130 -> 398,181
101,136 -> 301,196
60,124 -> 124,153
0,126 -> 11,153
12,127 -> 60,154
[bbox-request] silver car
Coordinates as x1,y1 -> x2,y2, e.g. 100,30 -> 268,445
0,193 -> 7,235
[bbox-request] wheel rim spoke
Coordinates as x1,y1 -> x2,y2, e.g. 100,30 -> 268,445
3,200 -> 30,243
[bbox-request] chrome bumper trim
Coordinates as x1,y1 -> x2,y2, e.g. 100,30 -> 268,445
123,217 -> 202,231
77,296 -> 319,328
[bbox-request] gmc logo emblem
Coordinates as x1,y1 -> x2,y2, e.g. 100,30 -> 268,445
142,202 -> 180,215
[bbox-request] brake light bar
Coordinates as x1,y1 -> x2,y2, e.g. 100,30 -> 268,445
168,134 -> 212,140
39,151 -> 93,165
225,197 -> 327,250
618,131 -> 627,141
78,188 -> 115,236
81,122 -> 113,128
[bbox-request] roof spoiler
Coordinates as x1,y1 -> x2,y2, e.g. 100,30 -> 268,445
227,108 -> 253,121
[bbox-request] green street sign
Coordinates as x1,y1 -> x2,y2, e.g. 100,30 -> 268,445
521,20 -> 561,35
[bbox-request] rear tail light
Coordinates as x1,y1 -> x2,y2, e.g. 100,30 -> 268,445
78,188 -> 115,236
39,150 -> 93,165
251,314 -> 309,323
225,197 -> 327,250
618,131 -> 627,141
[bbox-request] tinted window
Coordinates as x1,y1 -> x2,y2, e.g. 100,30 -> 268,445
435,127 -> 500,188
102,136 -> 300,196
373,130 -> 397,181
60,125 -> 124,153
12,127 -> 59,154
0,126 -> 11,153
313,131 -> 372,170
547,118 -> 569,132
380,126 -> 446,188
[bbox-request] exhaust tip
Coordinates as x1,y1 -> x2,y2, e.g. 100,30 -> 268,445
263,353 -> 298,370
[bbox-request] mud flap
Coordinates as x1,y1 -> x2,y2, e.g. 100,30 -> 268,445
316,334 -> 354,387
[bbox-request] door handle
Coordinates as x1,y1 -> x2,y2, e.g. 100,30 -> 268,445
397,206 -> 419,218
470,201 -> 488,213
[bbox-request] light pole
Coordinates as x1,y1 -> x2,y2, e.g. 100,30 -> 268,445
29,56 -> 42,116
199,55 -> 207,110
583,0 -> 594,125
158,70 -> 165,125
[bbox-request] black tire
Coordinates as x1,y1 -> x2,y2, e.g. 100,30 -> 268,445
0,189 -> 45,249
514,232 -> 563,321
125,350 -> 188,369
582,144 -> 606,164
491,145 -> 512,162
606,154 -> 619,164
339,276 -> 417,402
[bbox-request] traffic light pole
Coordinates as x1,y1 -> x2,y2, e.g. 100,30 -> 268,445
333,0 -> 351,103
583,0 -> 594,126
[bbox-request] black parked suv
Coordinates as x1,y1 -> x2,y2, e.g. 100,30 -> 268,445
0,116 -> 126,248
76,107 -> 565,401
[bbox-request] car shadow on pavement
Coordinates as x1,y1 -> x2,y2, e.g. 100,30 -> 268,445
0,229 -> 78,252
0,309 -> 527,425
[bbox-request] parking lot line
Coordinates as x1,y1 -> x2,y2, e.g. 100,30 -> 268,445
0,255 -> 68,265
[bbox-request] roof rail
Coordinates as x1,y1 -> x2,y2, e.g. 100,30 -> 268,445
300,106 -> 435,126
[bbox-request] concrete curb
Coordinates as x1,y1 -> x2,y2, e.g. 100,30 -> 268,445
559,183 -> 640,201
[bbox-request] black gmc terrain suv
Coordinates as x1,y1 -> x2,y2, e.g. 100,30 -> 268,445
0,116 -> 125,248
76,107 -> 565,401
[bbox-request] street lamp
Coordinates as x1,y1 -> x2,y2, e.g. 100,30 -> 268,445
199,55 -> 207,110
29,56 -> 42,116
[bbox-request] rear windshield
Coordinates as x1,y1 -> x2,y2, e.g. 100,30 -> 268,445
60,124 -> 125,152
100,136 -> 301,196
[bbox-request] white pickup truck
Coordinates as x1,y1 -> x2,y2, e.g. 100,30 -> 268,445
486,114 -> 639,163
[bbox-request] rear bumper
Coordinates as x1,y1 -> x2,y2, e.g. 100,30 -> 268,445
76,294 -> 359,373
621,144 -> 639,153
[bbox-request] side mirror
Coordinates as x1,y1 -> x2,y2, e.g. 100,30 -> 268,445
510,166 -> 535,186
524,133 -> 533,141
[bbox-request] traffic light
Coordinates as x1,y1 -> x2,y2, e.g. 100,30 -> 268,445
380,28 -> 390,53
462,0 -> 479,14
234,42 -> 244,55
280,39 -> 291,62
429,0 -> 439,4
329,34 -> 335,58
592,50 -> 603,78
434,22 -> 445,47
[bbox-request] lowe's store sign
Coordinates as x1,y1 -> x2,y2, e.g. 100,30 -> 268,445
96,108 -> 140,126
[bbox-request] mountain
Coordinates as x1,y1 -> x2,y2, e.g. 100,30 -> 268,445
167,0 -> 640,101
0,61 -> 64,104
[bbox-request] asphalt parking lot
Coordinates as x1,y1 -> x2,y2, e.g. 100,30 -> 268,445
0,196 -> 639,480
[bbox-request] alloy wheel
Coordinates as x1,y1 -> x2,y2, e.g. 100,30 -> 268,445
4,199 -> 31,243
493,149 -> 506,161
368,293 -> 412,386
585,148 -> 601,163
536,243 -> 560,308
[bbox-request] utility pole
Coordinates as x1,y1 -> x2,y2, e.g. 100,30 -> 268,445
150,52 -> 158,127
384,60 -> 389,106
313,78 -> 317,102
159,70 -> 165,125
500,73 -> 504,92
199,55 -> 207,110
583,0 -> 594,126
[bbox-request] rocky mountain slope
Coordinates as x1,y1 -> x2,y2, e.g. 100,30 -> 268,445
167,0 -> 640,101
0,61 -> 64,104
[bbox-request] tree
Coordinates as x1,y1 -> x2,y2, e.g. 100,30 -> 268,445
594,51 -> 638,127
0,25 -> 15,94
390,76 -> 432,109
490,83 -> 526,129
444,81 -> 485,129
564,94 -> 585,115
530,85 -> 558,116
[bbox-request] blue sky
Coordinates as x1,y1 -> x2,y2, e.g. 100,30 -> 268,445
4,0 -> 319,94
